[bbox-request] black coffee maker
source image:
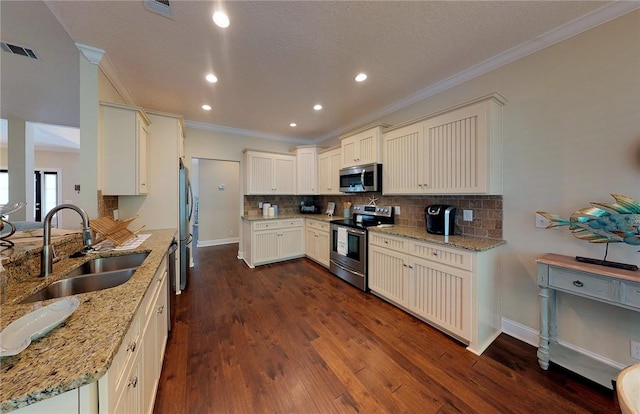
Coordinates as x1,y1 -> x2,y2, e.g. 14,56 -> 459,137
425,205 -> 457,235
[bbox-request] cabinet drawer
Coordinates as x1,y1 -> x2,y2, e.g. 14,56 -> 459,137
280,219 -> 303,228
368,233 -> 407,252
306,219 -> 329,232
548,268 -> 614,301
111,316 -> 140,395
410,241 -> 473,271
253,221 -> 280,231
622,280 -> 640,309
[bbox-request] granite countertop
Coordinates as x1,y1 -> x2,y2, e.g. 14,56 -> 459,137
0,228 -> 176,412
367,225 -> 504,252
242,213 -> 336,222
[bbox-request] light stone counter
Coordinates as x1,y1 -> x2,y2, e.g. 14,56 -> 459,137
0,228 -> 176,412
242,213 -> 336,222
367,225 -> 504,252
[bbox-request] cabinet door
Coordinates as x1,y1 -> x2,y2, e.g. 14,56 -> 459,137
355,130 -> 378,165
369,245 -> 408,306
408,256 -> 472,341
279,227 -> 304,259
316,230 -> 330,267
296,148 -> 317,194
141,310 -> 157,414
341,137 -> 358,168
305,227 -> 317,260
253,230 -> 280,263
273,155 -> 296,194
137,115 -> 150,194
329,150 -> 342,194
383,124 -> 421,194
247,153 -> 274,194
318,152 -> 331,194
421,103 -> 488,193
113,354 -> 140,414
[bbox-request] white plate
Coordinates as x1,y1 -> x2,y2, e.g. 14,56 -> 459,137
0,297 -> 80,357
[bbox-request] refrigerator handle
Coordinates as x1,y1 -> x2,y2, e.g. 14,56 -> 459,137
187,180 -> 194,221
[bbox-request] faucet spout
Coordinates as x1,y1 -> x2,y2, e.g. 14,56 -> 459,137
40,204 -> 92,277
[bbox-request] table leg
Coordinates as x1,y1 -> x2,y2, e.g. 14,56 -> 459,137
538,286 -> 550,370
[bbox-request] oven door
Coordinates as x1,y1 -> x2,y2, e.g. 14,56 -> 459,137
330,224 -> 366,273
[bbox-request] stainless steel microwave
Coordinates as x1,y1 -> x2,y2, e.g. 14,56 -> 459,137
339,163 -> 382,193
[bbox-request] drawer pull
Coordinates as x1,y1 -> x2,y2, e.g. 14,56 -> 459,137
433,252 -> 438,256
128,376 -> 138,388
573,280 -> 584,288
157,305 -> 164,314
126,341 -> 137,352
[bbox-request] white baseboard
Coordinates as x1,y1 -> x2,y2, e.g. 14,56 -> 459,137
197,237 -> 239,247
501,317 -> 625,370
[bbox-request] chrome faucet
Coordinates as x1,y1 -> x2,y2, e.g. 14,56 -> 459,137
40,204 -> 93,277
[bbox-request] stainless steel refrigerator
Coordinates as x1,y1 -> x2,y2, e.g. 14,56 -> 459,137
178,159 -> 193,291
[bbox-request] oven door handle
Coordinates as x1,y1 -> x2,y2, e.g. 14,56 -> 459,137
347,228 -> 366,236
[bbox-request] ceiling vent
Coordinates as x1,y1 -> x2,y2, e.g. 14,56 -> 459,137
1,42 -> 38,60
143,0 -> 174,20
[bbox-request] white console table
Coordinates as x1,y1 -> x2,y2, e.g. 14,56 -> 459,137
536,253 -> 640,389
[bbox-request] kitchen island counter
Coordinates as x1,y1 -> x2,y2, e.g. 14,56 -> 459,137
0,228 -> 176,412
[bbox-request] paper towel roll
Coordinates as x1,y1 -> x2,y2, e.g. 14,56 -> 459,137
268,206 -> 275,217
262,203 -> 271,216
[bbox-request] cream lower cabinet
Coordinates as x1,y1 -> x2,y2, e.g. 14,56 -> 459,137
368,231 -> 501,355
305,219 -> 330,267
98,257 -> 168,414
243,219 -> 305,267
11,385 -> 96,414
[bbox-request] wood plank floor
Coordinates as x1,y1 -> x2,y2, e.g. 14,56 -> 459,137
153,244 -> 619,413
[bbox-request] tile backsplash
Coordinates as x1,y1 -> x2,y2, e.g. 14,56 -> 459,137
245,193 -> 502,239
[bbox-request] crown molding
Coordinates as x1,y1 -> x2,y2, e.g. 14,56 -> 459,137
184,120 -> 308,145
98,53 -> 139,106
313,1 -> 640,144
75,43 -> 104,65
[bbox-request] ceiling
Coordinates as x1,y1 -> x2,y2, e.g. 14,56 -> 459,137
1,0 -> 635,147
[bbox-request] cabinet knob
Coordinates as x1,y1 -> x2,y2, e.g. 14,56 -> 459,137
126,341 -> 137,352
572,280 -> 584,288
158,305 -> 164,314
128,376 -> 138,388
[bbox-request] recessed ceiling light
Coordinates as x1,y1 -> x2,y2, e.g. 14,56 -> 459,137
213,11 -> 230,28
202,104 -> 212,111
313,104 -> 322,111
290,123 -> 297,127
355,73 -> 368,82
205,73 -> 218,83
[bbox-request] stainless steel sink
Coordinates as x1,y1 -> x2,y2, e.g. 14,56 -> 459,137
21,269 -> 137,303
19,252 -> 149,304
65,252 -> 149,277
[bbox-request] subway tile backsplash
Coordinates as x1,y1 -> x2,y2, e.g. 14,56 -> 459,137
244,193 -> 502,240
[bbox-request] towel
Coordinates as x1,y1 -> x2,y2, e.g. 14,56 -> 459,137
337,227 -> 348,256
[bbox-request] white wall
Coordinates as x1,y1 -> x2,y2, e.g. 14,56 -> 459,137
365,11 -> 639,365
196,159 -> 240,246
34,149 -> 81,229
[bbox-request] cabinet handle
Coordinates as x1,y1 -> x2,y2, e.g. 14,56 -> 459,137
384,240 -> 389,244
573,280 -> 584,288
403,263 -> 408,267
433,252 -> 438,256
127,341 -> 137,352
128,376 -> 138,388
158,305 -> 164,314
408,265 -> 413,269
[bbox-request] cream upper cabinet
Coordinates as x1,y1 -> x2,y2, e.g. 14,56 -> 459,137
295,146 -> 318,195
340,126 -> 382,168
244,150 -> 296,195
383,94 -> 504,195
318,147 -> 341,195
101,102 -> 151,196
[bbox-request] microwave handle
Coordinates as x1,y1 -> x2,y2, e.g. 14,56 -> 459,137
361,169 -> 366,186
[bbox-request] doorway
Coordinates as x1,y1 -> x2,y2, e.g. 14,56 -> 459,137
193,159 -> 240,247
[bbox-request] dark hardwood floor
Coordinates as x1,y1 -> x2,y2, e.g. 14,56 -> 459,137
154,244 -> 619,413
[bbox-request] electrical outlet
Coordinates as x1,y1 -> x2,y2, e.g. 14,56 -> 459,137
395,206 -> 401,215
259,202 -> 263,208
631,340 -> 640,360
463,210 -> 473,222
113,209 -> 119,220
536,213 -> 551,228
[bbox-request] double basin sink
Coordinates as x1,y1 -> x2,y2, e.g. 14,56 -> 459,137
20,252 -> 149,304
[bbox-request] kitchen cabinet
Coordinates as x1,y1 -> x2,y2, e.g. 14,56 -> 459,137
295,146 -> 318,195
383,94 -> 505,195
318,147 -> 342,195
98,255 -> 168,414
368,231 -> 501,355
11,385 -> 95,414
305,219 -> 330,267
340,126 -> 383,168
101,102 -> 151,196
242,218 -> 305,267
244,150 -> 296,195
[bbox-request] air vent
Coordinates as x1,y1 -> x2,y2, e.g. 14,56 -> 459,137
143,0 -> 174,19
1,42 -> 38,60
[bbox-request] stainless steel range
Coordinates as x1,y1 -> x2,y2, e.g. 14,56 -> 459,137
329,204 -> 394,291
